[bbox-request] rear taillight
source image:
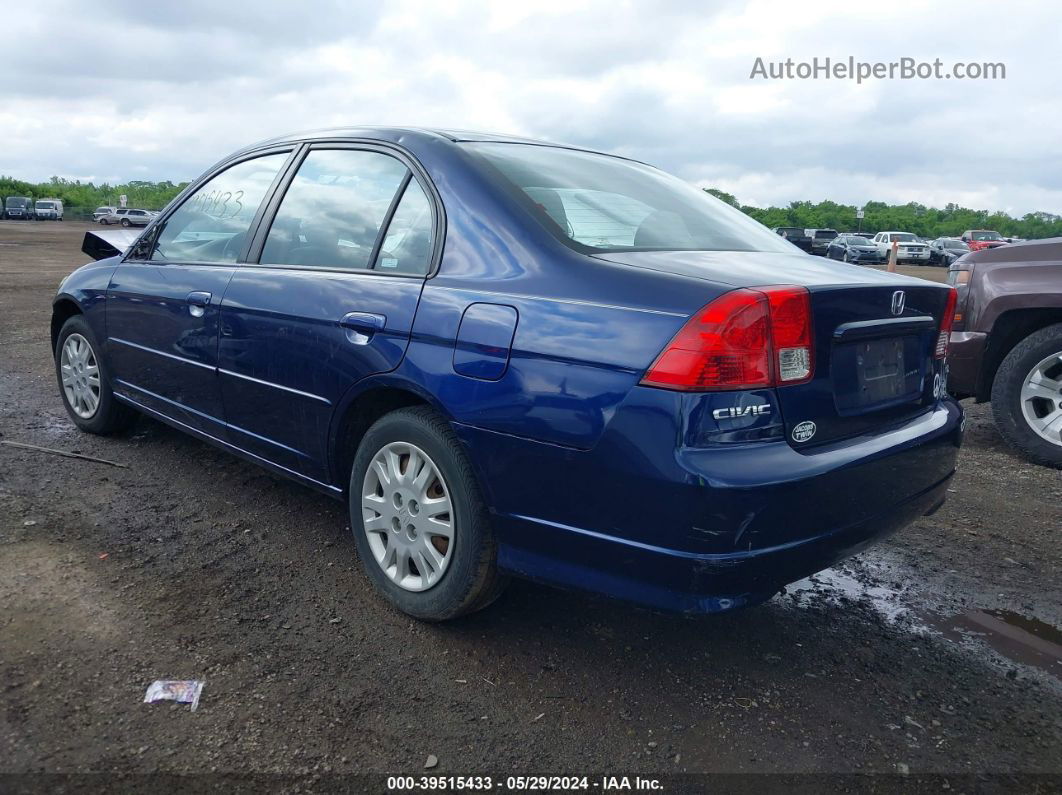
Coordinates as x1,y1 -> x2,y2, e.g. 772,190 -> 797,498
763,286 -> 813,383
641,285 -> 813,391
935,288 -> 958,359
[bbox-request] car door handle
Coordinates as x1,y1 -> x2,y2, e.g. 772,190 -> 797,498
187,291 -> 212,318
339,312 -> 386,344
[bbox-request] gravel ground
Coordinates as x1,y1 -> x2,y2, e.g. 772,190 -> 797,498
1,220 -> 1060,791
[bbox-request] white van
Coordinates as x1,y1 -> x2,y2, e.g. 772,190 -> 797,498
34,199 -> 64,221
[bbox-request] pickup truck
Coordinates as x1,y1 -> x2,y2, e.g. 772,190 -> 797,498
871,231 -> 931,264
804,228 -> 838,255
947,238 -> 1062,467
961,230 -> 1009,252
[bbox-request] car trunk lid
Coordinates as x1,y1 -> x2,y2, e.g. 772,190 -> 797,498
594,250 -> 952,446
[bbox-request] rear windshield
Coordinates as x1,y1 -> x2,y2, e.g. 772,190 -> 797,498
465,142 -> 793,254
971,231 -> 1002,241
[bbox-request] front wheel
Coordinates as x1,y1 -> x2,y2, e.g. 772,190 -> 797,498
349,406 -> 507,620
55,315 -> 137,434
991,323 -> 1062,468
120,218 -> 131,227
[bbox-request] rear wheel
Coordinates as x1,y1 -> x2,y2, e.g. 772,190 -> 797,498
55,315 -> 136,435
349,406 -> 507,620
991,323 -> 1062,468
120,218 -> 131,227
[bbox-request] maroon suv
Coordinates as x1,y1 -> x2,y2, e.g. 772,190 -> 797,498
947,238 -> 1062,467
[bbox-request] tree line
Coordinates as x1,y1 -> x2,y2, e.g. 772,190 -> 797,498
3,174 -> 1059,239
706,189 -> 1062,240
0,176 -> 188,214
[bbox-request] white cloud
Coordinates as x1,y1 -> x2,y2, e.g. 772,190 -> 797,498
1,0 -> 1057,214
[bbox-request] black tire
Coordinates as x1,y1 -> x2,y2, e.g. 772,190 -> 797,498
54,315 -> 137,435
990,323 -> 1062,469
120,218 -> 131,227
349,406 -> 507,620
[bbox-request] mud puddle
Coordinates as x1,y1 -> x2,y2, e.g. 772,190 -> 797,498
787,557 -> 1062,683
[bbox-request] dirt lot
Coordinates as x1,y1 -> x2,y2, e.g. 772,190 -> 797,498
1,220 -> 1060,790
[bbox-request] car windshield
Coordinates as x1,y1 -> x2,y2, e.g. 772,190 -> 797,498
972,231 -> 1002,241
36,201 -> 54,209
945,240 -> 969,249
847,236 -> 871,245
465,142 -> 793,253
6,198 -> 28,207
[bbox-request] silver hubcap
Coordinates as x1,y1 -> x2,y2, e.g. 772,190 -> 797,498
60,333 -> 101,419
1020,351 -> 1062,447
361,441 -> 454,592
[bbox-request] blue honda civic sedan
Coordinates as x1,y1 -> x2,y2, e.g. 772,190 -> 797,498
52,127 -> 963,620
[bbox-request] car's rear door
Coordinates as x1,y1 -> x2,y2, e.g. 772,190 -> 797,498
105,149 -> 294,438
217,144 -> 439,484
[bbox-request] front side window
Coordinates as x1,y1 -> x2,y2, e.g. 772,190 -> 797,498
260,149 -> 409,271
151,153 -> 288,263
466,142 -> 793,254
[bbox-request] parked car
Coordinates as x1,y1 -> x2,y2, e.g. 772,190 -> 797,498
93,206 -> 117,223
104,208 -> 157,227
871,231 -> 931,264
825,234 -> 885,264
34,199 -> 64,221
928,237 -> 970,266
947,238 -> 1062,468
3,196 -> 34,219
804,228 -> 838,255
961,230 -> 1008,252
771,226 -> 813,254
51,127 -> 962,620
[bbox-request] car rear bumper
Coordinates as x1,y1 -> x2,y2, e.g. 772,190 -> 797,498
495,472 -> 951,613
947,331 -> 987,399
460,397 -> 964,614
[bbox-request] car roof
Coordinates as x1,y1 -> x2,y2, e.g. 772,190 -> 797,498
235,126 -> 631,162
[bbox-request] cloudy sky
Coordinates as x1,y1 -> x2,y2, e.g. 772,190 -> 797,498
2,0 -> 1058,215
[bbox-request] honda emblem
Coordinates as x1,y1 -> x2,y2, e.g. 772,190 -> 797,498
890,290 -> 906,316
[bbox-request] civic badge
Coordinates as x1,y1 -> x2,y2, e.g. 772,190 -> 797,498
890,290 -> 906,316
791,421 -> 816,443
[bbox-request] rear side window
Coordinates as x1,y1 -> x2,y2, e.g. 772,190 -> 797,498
376,179 -> 434,275
466,142 -> 793,254
260,149 -> 409,271
151,153 -> 288,263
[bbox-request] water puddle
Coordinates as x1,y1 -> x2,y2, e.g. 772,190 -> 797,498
786,563 -> 911,622
926,609 -> 1062,681
786,558 -> 1062,684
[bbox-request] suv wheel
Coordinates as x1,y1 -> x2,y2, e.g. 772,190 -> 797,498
120,218 -> 131,227
991,323 -> 1062,468
349,406 -> 507,620
55,315 -> 137,434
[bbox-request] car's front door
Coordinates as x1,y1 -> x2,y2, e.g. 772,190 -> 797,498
217,145 -> 438,485
105,151 -> 293,438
